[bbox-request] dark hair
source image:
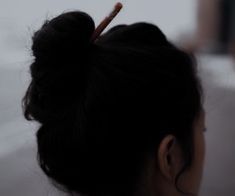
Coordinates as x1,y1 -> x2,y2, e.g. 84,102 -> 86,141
23,11 -> 202,196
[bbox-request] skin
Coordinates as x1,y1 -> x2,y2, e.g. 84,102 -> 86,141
177,110 -> 206,195
140,110 -> 206,196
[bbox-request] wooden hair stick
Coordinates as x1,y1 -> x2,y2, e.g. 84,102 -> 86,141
91,2 -> 123,42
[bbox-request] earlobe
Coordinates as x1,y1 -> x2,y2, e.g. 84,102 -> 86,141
157,135 -> 180,182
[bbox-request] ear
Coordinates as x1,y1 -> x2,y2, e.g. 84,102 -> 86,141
158,135 -> 184,182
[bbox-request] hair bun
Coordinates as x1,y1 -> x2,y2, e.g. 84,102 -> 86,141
32,11 -> 95,61
25,11 -> 95,123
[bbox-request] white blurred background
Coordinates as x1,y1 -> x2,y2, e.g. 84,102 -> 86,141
0,0 -> 234,195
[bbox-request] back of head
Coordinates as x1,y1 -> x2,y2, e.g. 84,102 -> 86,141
23,10 -> 202,196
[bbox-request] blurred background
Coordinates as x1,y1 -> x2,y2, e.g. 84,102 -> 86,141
0,0 -> 234,195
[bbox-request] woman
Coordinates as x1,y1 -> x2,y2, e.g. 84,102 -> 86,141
23,7 -> 206,196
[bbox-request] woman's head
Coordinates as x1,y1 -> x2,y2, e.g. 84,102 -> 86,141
23,11 -> 205,196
